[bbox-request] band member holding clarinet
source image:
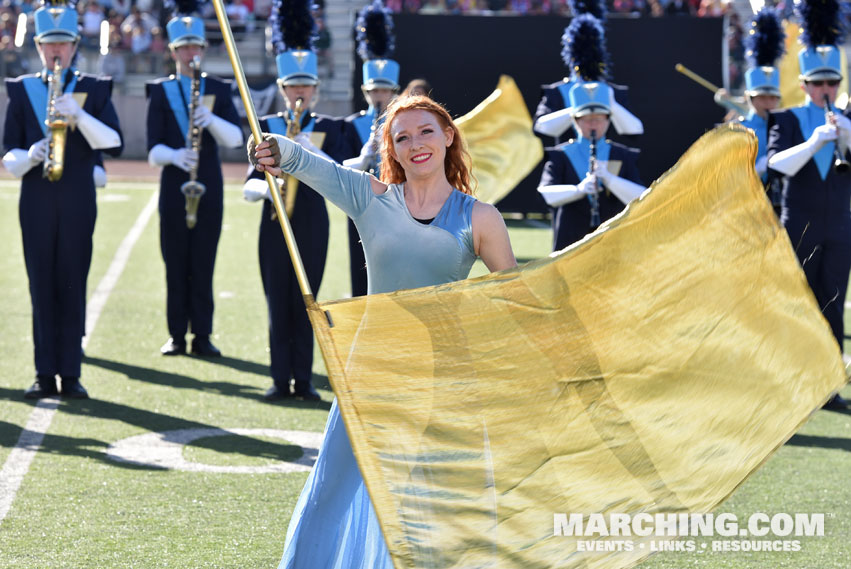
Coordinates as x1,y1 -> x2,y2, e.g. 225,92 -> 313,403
2,0 -> 122,399
767,0 -> 851,408
147,0 -> 242,358
242,0 -> 359,401
343,0 -> 399,297
536,14 -> 645,252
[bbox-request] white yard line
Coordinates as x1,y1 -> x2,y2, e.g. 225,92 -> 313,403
0,190 -> 158,525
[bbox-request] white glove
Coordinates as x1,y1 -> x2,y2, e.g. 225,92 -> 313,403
93,164 -> 107,188
293,132 -> 332,161
193,104 -> 213,128
595,166 -> 645,204
172,148 -> 199,172
832,113 -> 851,148
808,124 -> 838,149
538,183 -> 591,207
576,174 -> 598,196
755,155 -> 768,176
242,178 -> 272,202
54,94 -> 82,123
343,133 -> 379,170
28,138 -> 49,163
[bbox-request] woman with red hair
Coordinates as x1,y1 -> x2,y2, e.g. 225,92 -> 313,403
249,94 -> 516,567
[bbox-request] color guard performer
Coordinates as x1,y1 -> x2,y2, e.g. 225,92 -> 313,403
2,0 -> 123,399
767,0 -> 851,408
342,0 -> 399,297
242,0 -> 359,401
147,0 -> 242,357
537,14 -> 645,252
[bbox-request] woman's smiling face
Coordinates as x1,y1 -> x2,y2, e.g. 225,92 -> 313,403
388,109 -> 454,178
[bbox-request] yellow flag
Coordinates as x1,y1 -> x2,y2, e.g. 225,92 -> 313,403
455,75 -> 544,204
307,125 -> 845,568
779,21 -> 849,107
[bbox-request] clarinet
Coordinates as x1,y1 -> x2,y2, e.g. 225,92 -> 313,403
587,129 -> 601,227
824,94 -> 850,173
180,55 -> 206,229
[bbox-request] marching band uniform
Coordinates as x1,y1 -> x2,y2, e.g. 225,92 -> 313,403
342,1 -> 400,297
146,4 -> 242,357
538,82 -> 644,251
242,0 -> 359,400
537,15 -> 645,252
737,8 -> 785,213
2,1 -> 123,398
767,1 -> 851,405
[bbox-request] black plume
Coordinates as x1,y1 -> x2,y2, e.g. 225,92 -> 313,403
797,0 -> 844,47
746,8 -> 785,67
562,14 -> 609,81
270,0 -> 316,54
356,0 -> 395,61
165,0 -> 200,17
567,0 -> 606,20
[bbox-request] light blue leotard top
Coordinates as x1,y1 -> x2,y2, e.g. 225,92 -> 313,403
280,140 -> 478,294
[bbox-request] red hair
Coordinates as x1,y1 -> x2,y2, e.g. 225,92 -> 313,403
379,95 -> 476,196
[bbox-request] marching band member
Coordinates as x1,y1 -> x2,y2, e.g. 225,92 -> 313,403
2,0 -> 123,399
767,0 -> 851,408
242,0 -> 359,401
343,0 -> 399,297
147,0 -> 242,358
533,0 -> 643,144
537,14 -> 645,252
738,7 -> 785,212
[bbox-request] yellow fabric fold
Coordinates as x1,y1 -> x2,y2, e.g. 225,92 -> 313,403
455,75 -> 544,204
308,124 -> 845,569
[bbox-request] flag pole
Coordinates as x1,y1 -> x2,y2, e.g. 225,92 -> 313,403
210,0 -> 316,307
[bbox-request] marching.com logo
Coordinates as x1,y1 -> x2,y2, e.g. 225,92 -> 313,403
553,513 -> 825,553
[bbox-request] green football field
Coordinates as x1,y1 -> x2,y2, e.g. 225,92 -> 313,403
0,177 -> 849,568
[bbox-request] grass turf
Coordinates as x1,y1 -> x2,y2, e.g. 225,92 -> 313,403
0,179 -> 849,568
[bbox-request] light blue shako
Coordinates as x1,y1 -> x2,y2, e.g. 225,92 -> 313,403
268,0 -> 317,137
562,13 -> 612,227
353,0 -> 397,172
741,7 -> 785,183
161,0 -> 207,140
555,0 -> 608,114
24,0 -> 80,136
791,0 -> 845,180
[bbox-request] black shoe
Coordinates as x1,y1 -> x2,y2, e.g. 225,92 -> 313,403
293,384 -> 321,401
191,336 -> 221,357
161,337 -> 186,356
264,385 -> 293,401
61,377 -> 89,399
24,376 -> 59,399
824,394 -> 849,410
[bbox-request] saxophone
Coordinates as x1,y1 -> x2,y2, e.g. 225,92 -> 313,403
43,57 -> 68,182
180,55 -> 206,229
273,97 -> 304,220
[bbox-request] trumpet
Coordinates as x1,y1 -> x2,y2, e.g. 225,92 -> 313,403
181,55 -> 206,229
43,57 -> 68,182
273,97 -> 305,220
824,94 -> 850,174
588,129 -> 601,227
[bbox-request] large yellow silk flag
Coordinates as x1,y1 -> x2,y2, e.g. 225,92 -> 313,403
455,75 -> 544,204
306,125 -> 846,568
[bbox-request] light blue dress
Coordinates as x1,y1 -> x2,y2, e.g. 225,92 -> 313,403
277,142 -> 478,568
